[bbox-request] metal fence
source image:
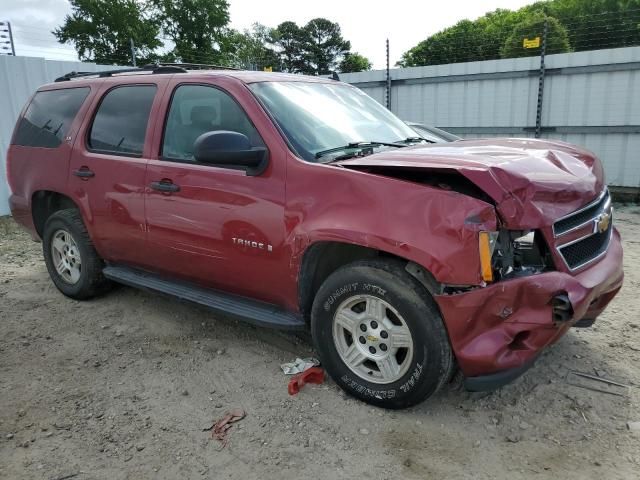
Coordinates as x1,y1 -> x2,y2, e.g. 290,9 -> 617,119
1,48 -> 639,214
341,46 -> 640,191
0,56 -> 119,215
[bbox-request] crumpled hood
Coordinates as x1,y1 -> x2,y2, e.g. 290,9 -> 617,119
336,138 -> 605,229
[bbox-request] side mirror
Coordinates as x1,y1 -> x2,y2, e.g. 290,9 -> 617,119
193,131 -> 268,176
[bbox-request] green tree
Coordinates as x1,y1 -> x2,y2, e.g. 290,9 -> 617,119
405,20 -> 477,66
397,0 -> 640,67
501,14 -> 571,58
225,23 -> 280,70
153,0 -> 230,64
53,0 -> 161,64
474,8 -> 534,59
270,21 -> 307,73
339,52 -> 372,72
271,18 -> 352,75
543,0 -> 640,51
301,18 -> 350,75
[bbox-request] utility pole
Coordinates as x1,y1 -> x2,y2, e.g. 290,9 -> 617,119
534,20 -> 548,139
130,38 -> 137,67
0,21 -> 16,56
385,38 -> 391,110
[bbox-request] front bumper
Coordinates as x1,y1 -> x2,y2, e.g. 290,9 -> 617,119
435,227 -> 624,385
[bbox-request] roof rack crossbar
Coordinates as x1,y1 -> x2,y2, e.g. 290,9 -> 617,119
54,62 -> 237,82
149,62 -> 239,71
55,67 -> 156,82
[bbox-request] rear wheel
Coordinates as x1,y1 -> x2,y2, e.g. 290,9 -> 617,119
311,259 -> 453,409
42,209 -> 111,300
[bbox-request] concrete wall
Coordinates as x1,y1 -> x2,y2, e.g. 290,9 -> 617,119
341,46 -> 640,190
0,56 -> 119,215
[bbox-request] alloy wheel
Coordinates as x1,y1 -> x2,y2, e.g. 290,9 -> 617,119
332,294 -> 414,384
50,229 -> 82,284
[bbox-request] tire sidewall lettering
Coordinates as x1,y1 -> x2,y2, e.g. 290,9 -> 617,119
323,282 -> 389,312
323,282 -> 359,311
322,280 -> 426,398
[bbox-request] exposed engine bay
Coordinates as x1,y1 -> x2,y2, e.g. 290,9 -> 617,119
490,229 -> 554,281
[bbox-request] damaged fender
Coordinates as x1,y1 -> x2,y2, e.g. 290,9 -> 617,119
285,153 -> 498,294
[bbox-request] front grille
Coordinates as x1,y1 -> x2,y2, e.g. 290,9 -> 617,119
553,190 -> 610,236
558,226 -> 612,269
553,189 -> 613,270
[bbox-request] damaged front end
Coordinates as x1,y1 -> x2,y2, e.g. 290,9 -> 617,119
337,139 -> 624,390
438,195 -> 623,390
435,220 -> 623,391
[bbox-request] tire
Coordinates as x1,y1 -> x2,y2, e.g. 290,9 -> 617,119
42,208 -> 111,300
311,259 -> 453,409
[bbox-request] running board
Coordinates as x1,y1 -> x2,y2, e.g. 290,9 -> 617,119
103,265 -> 306,331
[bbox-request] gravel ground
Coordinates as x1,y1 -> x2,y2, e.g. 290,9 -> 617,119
1,206 -> 639,480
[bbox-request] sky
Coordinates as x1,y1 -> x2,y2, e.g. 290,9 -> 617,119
0,0 -> 536,69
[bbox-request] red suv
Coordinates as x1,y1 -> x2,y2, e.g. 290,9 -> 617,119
7,65 -> 623,409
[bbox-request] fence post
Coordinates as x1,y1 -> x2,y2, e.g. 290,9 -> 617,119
130,38 -> 137,67
7,22 -> 15,56
385,38 -> 391,110
0,21 -> 16,56
535,20 -> 548,138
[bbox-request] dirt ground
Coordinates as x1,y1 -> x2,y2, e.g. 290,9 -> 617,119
0,207 -> 639,480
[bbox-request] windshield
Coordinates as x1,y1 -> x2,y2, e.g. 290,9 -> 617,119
250,81 -> 419,161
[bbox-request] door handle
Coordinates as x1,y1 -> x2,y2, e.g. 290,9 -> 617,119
72,167 -> 95,179
150,180 -> 180,193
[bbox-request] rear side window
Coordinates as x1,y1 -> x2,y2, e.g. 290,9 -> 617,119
88,85 -> 156,156
13,87 -> 90,148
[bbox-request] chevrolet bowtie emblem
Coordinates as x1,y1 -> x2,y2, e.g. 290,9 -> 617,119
594,212 -> 611,234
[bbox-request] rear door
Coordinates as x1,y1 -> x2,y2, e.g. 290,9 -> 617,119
143,78 -> 288,305
68,79 -> 167,266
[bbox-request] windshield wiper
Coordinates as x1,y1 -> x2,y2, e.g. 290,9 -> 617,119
400,136 -> 435,144
315,141 -> 406,160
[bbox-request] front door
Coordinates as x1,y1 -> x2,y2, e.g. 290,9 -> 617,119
69,81 -> 166,266
143,80 -> 288,305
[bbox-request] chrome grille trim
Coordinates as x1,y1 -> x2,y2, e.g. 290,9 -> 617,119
556,217 -> 613,271
553,189 -> 613,271
553,189 -> 609,237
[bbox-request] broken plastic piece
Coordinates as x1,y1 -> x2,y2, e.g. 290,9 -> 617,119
280,357 -> 320,375
288,367 -> 325,395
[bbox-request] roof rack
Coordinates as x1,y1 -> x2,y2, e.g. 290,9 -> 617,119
54,65 -> 186,82
54,63 -> 237,83
150,62 -> 239,71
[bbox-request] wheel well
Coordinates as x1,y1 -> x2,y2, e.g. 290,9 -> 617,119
31,191 -> 78,237
298,241 -> 440,322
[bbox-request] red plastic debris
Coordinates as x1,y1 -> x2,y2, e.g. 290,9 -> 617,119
288,366 -> 325,395
205,408 -> 246,447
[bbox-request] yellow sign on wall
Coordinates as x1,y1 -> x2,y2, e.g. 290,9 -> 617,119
523,37 -> 541,49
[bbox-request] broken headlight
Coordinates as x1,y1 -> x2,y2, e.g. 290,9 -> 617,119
482,229 -> 553,281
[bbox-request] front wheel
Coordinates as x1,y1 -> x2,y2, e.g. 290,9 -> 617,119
311,259 -> 453,409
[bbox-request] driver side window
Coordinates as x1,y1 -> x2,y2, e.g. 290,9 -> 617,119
162,84 -> 264,162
